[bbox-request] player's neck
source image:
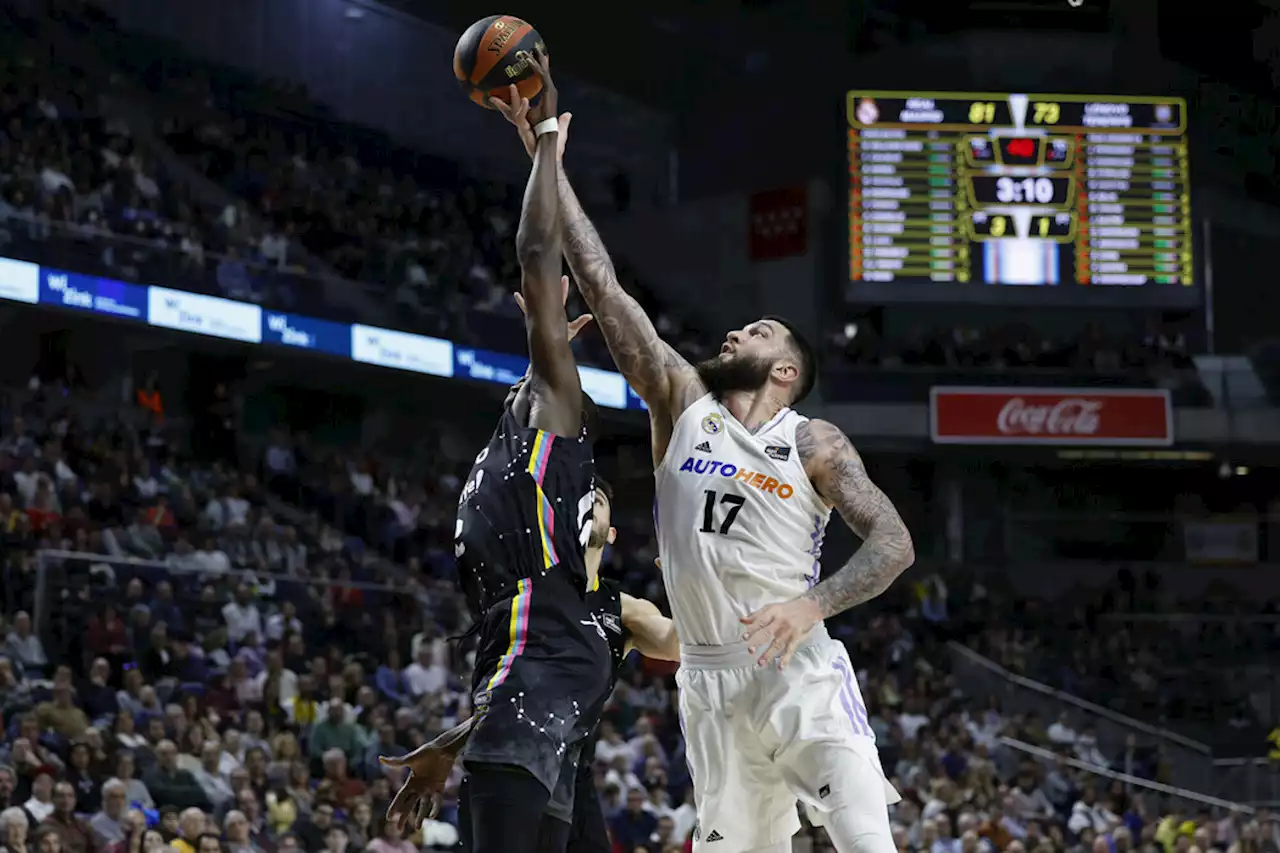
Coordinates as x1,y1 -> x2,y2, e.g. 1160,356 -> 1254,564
720,390 -> 786,434
586,549 -> 603,585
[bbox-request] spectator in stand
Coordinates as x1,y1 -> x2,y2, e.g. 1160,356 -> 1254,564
400,646 -> 445,700
85,781 -> 127,849
5,613 -> 46,674
0,808 -> 31,853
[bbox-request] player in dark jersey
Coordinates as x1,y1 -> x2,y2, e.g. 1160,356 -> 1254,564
438,52 -> 615,853
381,480 -> 679,853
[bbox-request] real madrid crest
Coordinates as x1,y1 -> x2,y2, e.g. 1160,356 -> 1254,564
701,413 -> 724,435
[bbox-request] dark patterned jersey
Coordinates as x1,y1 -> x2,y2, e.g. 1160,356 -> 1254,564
455,402 -> 596,618
579,577 -> 629,770
585,578 -> 628,682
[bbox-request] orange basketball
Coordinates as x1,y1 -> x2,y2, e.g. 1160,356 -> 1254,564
453,15 -> 546,109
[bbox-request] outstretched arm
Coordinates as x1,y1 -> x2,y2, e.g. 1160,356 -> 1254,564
486,102 -> 704,438
556,168 -> 701,417
620,593 -> 680,661
514,53 -> 580,437
797,418 -> 915,614
741,418 -> 914,669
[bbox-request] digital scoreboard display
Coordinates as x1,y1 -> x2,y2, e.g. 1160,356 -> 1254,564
846,91 -> 1194,305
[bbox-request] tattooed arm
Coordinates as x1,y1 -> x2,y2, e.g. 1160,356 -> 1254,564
797,418 -> 915,615
556,170 -> 704,451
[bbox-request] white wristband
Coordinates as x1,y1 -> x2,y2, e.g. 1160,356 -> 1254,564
533,118 -> 559,137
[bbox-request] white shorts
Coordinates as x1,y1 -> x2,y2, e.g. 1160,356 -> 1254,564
677,627 -> 900,852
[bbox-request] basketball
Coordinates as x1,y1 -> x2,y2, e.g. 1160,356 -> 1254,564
453,15 -> 546,109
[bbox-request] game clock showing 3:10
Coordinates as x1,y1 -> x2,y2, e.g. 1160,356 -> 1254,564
845,90 -> 1195,306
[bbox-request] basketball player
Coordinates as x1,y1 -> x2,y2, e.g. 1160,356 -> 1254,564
382,479 -> 679,853
441,51 -> 614,853
492,103 -> 915,852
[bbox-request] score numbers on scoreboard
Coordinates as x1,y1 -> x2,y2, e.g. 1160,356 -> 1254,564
846,91 -> 1191,298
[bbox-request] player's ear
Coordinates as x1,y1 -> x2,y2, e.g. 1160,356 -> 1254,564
771,360 -> 799,388
607,527 -> 617,545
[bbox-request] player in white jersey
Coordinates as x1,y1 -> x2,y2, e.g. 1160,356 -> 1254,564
492,105 -> 916,853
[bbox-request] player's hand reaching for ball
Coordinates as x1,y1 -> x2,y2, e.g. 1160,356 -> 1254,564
490,47 -> 571,161
741,596 -> 824,669
514,275 -> 592,341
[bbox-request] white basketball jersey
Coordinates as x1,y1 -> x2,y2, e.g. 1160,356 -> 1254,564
653,393 -> 832,646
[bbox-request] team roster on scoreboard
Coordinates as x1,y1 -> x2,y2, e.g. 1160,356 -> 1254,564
845,91 -> 1193,304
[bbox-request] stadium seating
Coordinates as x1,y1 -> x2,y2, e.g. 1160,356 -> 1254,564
0,375 -> 1266,853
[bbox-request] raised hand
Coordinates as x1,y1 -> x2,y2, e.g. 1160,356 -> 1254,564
514,274 -> 593,341
490,51 -> 571,160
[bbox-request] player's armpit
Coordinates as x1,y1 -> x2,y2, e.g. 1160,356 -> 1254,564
517,132 -> 580,436
796,418 -> 915,617
620,593 -> 680,661
556,170 -> 703,419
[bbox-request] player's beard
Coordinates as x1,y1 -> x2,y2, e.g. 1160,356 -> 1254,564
695,353 -> 774,399
588,523 -> 610,550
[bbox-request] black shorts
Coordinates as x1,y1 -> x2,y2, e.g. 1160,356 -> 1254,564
564,759 -> 610,853
464,572 -> 613,813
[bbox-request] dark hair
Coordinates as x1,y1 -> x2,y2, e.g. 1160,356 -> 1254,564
763,315 -> 818,404
595,476 -> 613,506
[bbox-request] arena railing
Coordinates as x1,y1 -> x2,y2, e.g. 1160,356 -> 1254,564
1095,612 -> 1280,806
1207,758 -> 1280,809
999,736 -> 1255,815
948,642 -> 1217,793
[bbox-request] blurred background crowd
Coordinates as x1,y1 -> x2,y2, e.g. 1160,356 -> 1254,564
0,1 -> 1274,853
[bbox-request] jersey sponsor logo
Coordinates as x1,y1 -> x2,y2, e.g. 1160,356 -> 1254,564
580,616 -> 608,641
701,413 -> 724,434
601,612 -> 622,634
694,441 -> 712,453
677,456 -> 795,499
764,444 -> 791,461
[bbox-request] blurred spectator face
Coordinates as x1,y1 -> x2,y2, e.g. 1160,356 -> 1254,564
196,837 -> 221,853
277,837 -> 300,853
236,790 -> 258,821
31,773 -> 53,803
102,783 -> 127,819
229,768 -> 250,793
156,740 -> 179,771
245,749 -> 266,774
90,658 -> 110,683
37,830 -> 61,853
326,702 -> 345,725
51,684 -> 73,708
160,811 -> 179,836
200,743 -> 221,773
323,750 -> 346,779
324,826 -> 347,853
626,788 -> 645,814
141,830 -> 165,853
224,811 -> 249,843
180,808 -> 204,839
961,831 -> 979,853
52,782 -> 75,817
0,767 -> 14,802
312,805 -> 334,829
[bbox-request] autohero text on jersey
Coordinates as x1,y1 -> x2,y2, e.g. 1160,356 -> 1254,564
677,457 -> 796,499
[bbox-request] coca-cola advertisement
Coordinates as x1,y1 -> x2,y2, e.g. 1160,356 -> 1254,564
929,388 -> 1174,446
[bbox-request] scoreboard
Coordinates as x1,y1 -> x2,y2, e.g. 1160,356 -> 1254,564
846,91 -> 1195,305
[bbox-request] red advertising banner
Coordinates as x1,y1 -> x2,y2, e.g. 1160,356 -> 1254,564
749,186 -> 808,261
930,387 -> 1174,446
